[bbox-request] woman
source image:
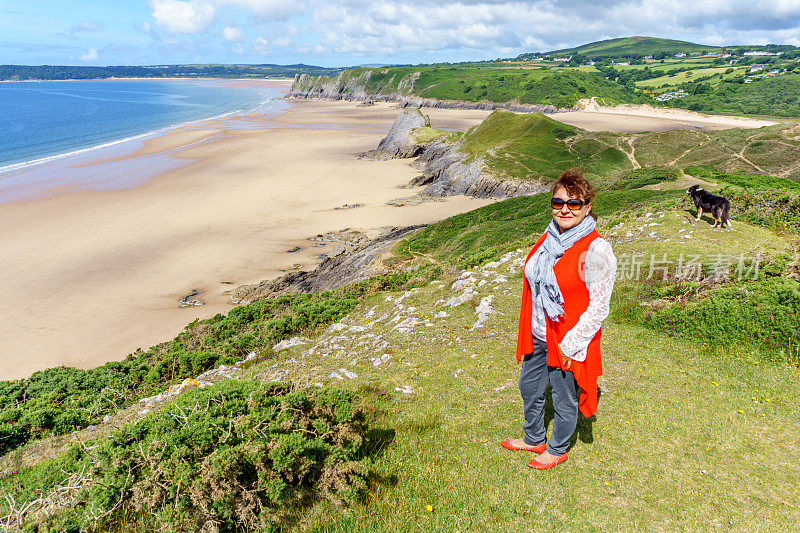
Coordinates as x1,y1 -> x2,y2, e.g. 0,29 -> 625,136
501,167 -> 617,470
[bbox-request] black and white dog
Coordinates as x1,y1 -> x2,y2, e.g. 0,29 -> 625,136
686,185 -> 732,228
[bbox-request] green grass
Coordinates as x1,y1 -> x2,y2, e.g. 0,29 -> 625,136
298,66 -> 639,109
409,111 -> 800,195
609,166 -> 680,189
394,188 -> 683,270
236,241 -> 800,530
449,109 -> 632,183
636,67 -> 739,88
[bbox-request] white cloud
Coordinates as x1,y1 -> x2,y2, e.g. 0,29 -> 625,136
149,0 -> 216,34
138,0 -> 800,62
223,26 -> 243,41
80,48 -> 98,61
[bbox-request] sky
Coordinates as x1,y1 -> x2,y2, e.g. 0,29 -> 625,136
2,1 -> 800,68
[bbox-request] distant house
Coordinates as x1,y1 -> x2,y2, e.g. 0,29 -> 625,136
588,60 -> 596,66
553,57 -> 571,62
613,61 -> 630,66
643,55 -> 653,60
707,52 -> 720,57
744,51 -> 782,56
750,64 -> 766,72
690,52 -> 701,56
674,53 -> 687,58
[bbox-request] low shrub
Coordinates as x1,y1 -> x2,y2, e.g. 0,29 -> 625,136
3,380 -> 386,532
0,267 -> 436,458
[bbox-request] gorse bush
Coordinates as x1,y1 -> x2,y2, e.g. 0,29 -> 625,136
0,267 -> 437,457
2,380 -> 384,532
613,265 -> 800,362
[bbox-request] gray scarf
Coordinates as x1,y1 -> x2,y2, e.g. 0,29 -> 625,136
531,215 -> 596,321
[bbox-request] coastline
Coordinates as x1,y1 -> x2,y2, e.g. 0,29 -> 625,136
0,98 -> 496,380
0,78 -> 293,180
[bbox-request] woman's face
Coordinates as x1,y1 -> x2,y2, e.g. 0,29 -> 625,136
552,186 -> 591,233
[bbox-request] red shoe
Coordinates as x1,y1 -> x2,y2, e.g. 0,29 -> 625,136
500,439 -> 547,453
528,453 -> 568,469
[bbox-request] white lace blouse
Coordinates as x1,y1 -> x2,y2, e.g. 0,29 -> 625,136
524,237 -> 617,362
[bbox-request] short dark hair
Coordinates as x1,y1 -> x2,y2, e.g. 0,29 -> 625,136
551,167 -> 597,221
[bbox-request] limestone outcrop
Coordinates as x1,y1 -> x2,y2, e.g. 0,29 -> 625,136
359,107 -> 431,160
409,140 -> 548,198
229,225 -> 426,303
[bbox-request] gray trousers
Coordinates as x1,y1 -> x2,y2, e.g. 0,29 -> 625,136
519,335 -> 580,456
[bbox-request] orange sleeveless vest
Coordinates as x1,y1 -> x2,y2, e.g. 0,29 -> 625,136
516,229 -> 604,417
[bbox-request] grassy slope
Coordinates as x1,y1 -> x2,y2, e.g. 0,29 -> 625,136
4,184 -> 799,529
294,37 -> 800,119
546,36 -> 722,58
350,66 -> 638,108
435,110 -> 800,186
663,74 -> 800,117
258,197 -> 800,530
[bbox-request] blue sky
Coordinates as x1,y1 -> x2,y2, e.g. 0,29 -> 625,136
2,1 -> 800,67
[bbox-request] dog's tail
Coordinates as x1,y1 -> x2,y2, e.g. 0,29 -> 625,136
722,199 -> 732,227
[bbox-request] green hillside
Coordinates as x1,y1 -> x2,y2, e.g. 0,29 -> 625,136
440,109 -> 800,187
544,36 -> 721,58
299,66 -> 639,109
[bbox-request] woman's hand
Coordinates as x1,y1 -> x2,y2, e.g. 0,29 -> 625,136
557,343 -> 572,370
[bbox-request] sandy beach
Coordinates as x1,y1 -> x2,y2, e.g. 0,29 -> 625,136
0,84 -> 499,380
0,81 -> 777,380
566,98 -> 778,131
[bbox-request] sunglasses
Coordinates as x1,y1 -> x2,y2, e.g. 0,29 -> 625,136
551,197 -> 586,211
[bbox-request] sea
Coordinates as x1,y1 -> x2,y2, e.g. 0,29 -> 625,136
0,79 -> 290,202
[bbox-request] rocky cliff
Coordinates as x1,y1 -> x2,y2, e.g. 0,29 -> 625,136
410,140 -> 547,198
230,225 -> 426,303
288,71 -> 564,114
359,107 -> 431,160
358,108 -> 548,199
